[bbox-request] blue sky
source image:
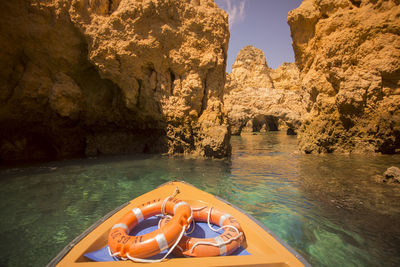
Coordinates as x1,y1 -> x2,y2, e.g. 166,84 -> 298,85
214,0 -> 303,72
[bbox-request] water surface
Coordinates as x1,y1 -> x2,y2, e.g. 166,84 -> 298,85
1,132 -> 400,266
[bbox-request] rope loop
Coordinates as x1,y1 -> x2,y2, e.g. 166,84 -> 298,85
109,186 -> 186,263
189,206 -> 243,254
125,225 -> 187,263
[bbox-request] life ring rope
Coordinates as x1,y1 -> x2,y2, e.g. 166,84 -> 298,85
108,186 -> 191,263
108,187 -> 244,261
108,223 -> 188,263
125,224 -> 187,263
161,186 -> 180,216
159,205 -> 244,257
188,207 -> 243,254
158,205 -> 207,235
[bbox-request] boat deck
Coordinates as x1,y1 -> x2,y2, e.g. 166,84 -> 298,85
49,181 -> 310,266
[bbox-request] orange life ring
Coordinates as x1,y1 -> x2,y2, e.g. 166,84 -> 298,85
108,197 -> 192,259
160,206 -> 244,257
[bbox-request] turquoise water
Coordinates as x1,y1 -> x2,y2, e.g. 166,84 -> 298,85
1,132 -> 400,266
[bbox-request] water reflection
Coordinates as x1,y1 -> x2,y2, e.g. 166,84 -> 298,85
0,132 -> 399,266
0,155 -> 231,266
230,132 -> 400,266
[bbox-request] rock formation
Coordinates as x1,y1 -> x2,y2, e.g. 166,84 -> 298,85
224,87 -> 310,135
269,63 -> 302,91
288,0 -> 400,154
224,46 -> 309,135
383,166 -> 400,183
0,0 -> 230,163
226,45 -> 274,91
374,166 -> 400,184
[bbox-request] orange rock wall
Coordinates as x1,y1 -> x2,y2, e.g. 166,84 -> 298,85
288,0 -> 400,153
0,0 -> 230,163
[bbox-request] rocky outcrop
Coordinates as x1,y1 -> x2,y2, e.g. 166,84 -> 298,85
0,0 -> 230,163
374,166 -> 400,184
288,0 -> 400,154
226,45 -> 274,91
224,46 -> 309,135
224,87 -> 310,135
383,166 -> 400,183
269,63 -> 301,91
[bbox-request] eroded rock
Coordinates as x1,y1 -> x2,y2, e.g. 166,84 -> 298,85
269,62 -> 301,91
0,0 -> 230,163
288,0 -> 400,154
383,166 -> 400,183
374,166 -> 400,184
224,46 -> 309,135
226,45 -> 274,91
224,87 -> 309,135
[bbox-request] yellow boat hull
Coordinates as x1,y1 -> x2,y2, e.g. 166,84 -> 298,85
49,181 -> 309,266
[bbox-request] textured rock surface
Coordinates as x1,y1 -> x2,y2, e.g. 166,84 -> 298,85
374,166 -> 400,184
383,166 -> 400,183
226,45 -> 274,91
270,62 -> 301,91
224,87 -> 310,135
0,0 -> 230,163
224,46 -> 309,135
288,0 -> 400,154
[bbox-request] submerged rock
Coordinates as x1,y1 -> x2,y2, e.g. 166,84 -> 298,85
288,0 -> 400,154
224,46 -> 309,135
383,166 -> 400,183
0,0 -> 230,163
374,166 -> 400,184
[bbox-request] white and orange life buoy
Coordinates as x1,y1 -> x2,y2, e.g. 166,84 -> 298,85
108,197 -> 192,260
160,206 -> 244,257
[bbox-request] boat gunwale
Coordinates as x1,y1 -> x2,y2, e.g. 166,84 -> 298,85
47,180 -> 311,266
46,201 -> 130,267
214,192 -> 311,267
162,180 -> 311,267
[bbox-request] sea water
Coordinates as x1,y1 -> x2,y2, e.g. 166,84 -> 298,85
0,132 -> 399,266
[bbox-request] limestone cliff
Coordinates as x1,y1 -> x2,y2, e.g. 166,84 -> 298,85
224,46 -> 309,135
288,0 -> 400,153
226,45 -> 274,91
224,86 -> 310,135
269,62 -> 301,91
0,0 -> 230,163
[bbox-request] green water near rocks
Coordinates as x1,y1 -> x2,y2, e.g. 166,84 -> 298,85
1,132 -> 400,266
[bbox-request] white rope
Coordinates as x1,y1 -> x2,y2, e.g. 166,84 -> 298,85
187,207 -> 193,229
107,246 -> 120,258
126,225 -> 186,263
157,214 -> 172,229
109,186 -> 189,263
185,219 -> 196,235
185,206 -> 206,235
188,233 -> 243,254
107,246 -> 128,260
157,206 -> 206,235
161,196 -> 170,216
161,186 -> 180,216
158,187 -> 193,230
207,207 -> 240,236
192,206 -> 208,211
189,207 -> 243,254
